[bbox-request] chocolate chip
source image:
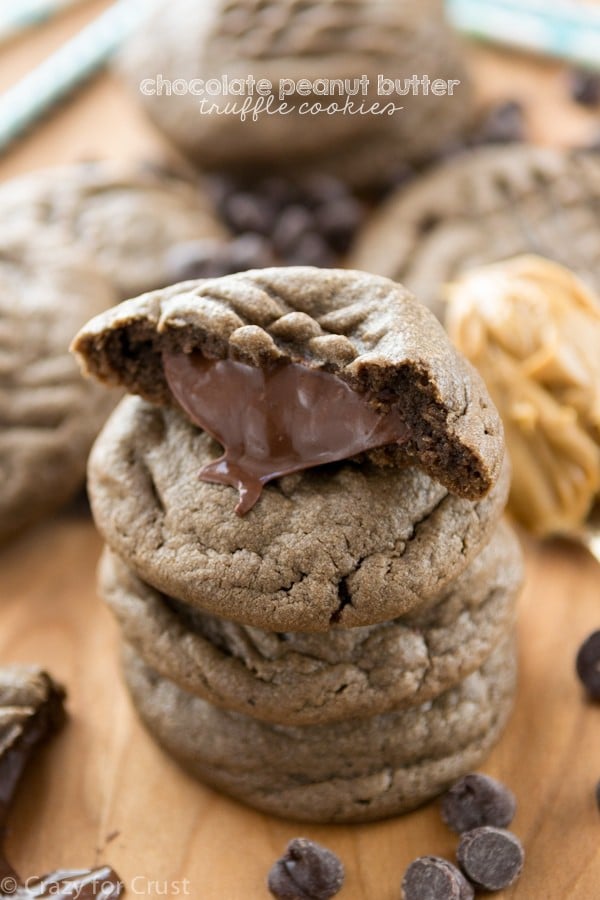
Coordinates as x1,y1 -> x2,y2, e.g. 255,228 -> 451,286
255,175 -> 296,208
402,856 -> 474,900
164,239 -> 228,281
457,827 -> 524,891
222,191 -> 277,235
273,205 -> 316,254
164,235 -> 276,283
441,773 -> 516,833
267,838 -> 344,900
284,232 -> 336,268
576,630 -> 600,698
569,68 -> 600,106
211,172 -> 364,265
473,100 -> 525,145
314,197 -> 365,253
225,233 -> 277,270
299,173 -> 349,208
595,779 -> 600,811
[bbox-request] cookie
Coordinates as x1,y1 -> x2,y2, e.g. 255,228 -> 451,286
118,0 -> 472,186
349,146 -> 600,319
122,635 -> 517,823
99,518 -> 521,725
73,267 -> 504,503
0,160 -> 228,299
0,232 -> 118,541
87,391 -> 510,631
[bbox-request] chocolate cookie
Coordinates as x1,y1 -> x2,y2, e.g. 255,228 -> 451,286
122,635 -> 517,823
74,267 -> 504,502
118,0 -> 472,186
0,232 -> 118,541
0,160 -> 228,298
87,392 -> 510,631
99,518 -> 521,725
349,146 -> 600,319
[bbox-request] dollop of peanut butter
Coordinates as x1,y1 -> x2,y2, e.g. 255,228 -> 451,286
446,255 -> 600,537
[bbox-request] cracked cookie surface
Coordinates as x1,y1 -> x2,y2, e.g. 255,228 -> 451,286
123,634 -> 517,823
100,518 -> 522,724
0,232 -> 118,541
350,146 -> 600,320
88,394 -> 510,631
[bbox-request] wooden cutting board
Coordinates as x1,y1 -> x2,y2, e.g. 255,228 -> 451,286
1,4 -> 600,897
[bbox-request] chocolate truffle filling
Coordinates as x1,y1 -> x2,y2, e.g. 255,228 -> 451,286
163,351 -> 409,514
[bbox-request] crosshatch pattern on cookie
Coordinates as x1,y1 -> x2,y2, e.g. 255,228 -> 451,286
350,147 -> 600,318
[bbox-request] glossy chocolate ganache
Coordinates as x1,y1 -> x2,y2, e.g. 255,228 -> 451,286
163,351 -> 409,514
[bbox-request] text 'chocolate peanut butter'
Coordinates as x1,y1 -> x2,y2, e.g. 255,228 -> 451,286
163,351 -> 410,514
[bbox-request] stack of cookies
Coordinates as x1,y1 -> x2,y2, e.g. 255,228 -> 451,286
73,268 -> 522,823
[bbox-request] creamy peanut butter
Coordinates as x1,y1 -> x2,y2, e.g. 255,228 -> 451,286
446,255 -> 600,537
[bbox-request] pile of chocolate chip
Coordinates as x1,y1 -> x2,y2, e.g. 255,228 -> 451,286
402,773 -> 524,899
165,173 -> 366,281
266,773 -> 524,900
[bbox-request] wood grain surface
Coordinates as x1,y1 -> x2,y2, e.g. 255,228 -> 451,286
1,4 -> 600,898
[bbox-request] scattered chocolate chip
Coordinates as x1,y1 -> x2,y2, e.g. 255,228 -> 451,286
576,630 -> 600,699
569,68 -> 600,106
284,232 -> 336,268
314,196 -> 365,254
164,234 -> 276,282
164,239 -> 228,281
222,192 -> 277,236
211,172 -> 364,266
457,827 -> 524,891
581,131 -> 600,152
267,838 -> 344,900
401,856 -> 474,900
472,100 -> 525,145
300,174 -> 349,208
441,773 -> 516,833
225,233 -> 278,271
273,205 -> 316,255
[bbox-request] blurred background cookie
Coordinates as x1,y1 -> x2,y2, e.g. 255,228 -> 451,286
0,230 -> 118,542
349,146 -> 600,319
118,0 -> 473,187
0,159 -> 229,298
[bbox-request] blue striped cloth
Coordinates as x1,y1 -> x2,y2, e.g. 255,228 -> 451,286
447,0 -> 600,68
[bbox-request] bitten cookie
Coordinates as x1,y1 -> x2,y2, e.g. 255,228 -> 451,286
0,232 -> 118,541
0,160 -> 228,298
100,518 -> 522,724
123,635 -> 517,823
118,0 -> 472,186
74,267 -> 504,499
349,146 -> 600,319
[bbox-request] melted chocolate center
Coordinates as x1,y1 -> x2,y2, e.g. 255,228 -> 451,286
163,351 -> 409,515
